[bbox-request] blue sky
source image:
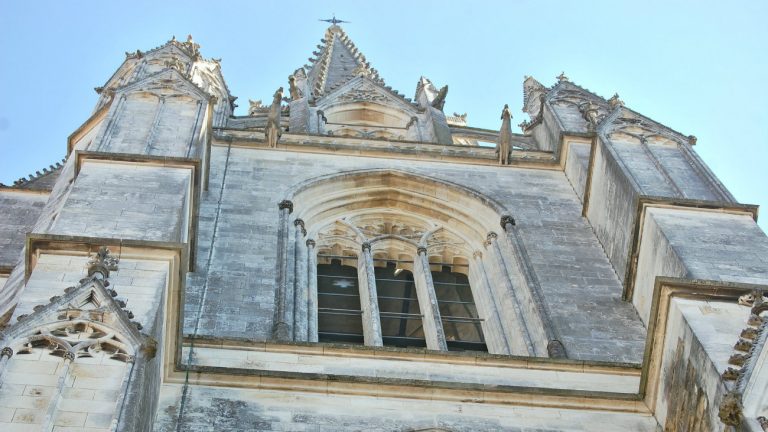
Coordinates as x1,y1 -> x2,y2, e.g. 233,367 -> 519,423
1,1 -> 766,229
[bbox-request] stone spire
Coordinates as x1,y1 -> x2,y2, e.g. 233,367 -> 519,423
304,25 -> 384,97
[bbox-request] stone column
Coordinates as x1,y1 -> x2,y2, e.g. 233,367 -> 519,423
43,351 -> 75,431
413,246 -> 448,351
293,219 -> 309,341
486,232 -> 534,356
306,239 -> 319,343
500,216 -> 566,358
273,200 -> 293,341
0,346 -> 12,382
357,242 -> 383,346
469,252 -> 511,355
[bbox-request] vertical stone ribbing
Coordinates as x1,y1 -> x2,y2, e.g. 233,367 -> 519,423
306,239 -> 318,343
358,242 -> 383,346
486,232 -> 534,356
500,216 -> 566,358
469,252 -> 511,355
293,219 -> 308,341
273,200 -> 293,341
144,96 -> 167,154
413,247 -> 447,351
42,352 -> 75,431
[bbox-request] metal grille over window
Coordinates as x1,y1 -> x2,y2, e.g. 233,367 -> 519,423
432,265 -> 487,351
374,260 -> 425,348
317,257 -> 364,344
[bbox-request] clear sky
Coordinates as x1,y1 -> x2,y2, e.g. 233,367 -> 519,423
1,0 -> 766,229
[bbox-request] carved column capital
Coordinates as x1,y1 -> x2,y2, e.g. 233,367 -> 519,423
500,215 -> 516,230
361,242 -> 372,252
416,246 -> 428,255
0,346 -> 12,358
63,351 -> 76,362
294,218 -> 307,236
278,200 -> 294,213
306,239 -> 316,248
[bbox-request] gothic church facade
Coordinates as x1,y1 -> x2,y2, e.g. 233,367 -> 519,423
0,24 -> 767,431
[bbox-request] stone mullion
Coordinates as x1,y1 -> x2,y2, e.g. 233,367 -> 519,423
306,240 -> 319,343
486,232 -> 535,356
293,219 -> 308,341
500,217 -> 566,358
413,247 -> 448,351
358,242 -> 383,346
42,351 -> 75,431
470,252 -> 511,355
272,200 -> 293,341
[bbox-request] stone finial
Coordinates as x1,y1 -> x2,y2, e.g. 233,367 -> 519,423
557,72 -> 569,83
416,246 -> 428,255
500,215 -> 516,230
306,239 -> 316,248
87,246 -> 119,279
497,104 -> 512,165
608,93 -> 624,109
278,200 -> 293,213
718,391 -> 743,426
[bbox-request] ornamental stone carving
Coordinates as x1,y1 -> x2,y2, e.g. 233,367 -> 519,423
278,200 -> 294,213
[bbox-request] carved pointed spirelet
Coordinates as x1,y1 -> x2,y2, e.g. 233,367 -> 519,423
265,87 -> 284,148
497,104 -> 513,165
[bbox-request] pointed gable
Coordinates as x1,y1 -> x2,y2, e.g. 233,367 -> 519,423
305,25 -> 384,97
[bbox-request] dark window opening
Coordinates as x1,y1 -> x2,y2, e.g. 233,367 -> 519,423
317,258 -> 364,344
432,265 -> 487,352
374,260 -> 426,349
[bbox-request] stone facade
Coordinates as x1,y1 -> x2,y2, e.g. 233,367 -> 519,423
0,24 -> 766,431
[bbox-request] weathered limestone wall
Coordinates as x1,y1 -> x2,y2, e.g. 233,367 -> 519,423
634,208 -> 768,324
49,162 -> 191,244
153,384 -> 659,431
562,140 -> 591,201
653,298 -> 749,431
584,138 -> 639,282
0,191 -> 47,268
185,145 -> 646,362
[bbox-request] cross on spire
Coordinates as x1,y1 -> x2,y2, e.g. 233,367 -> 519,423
319,14 -> 349,26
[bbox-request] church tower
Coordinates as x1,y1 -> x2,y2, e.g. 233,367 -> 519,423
0,23 -> 766,431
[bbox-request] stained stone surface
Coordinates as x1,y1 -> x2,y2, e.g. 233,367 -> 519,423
183,146 -> 647,362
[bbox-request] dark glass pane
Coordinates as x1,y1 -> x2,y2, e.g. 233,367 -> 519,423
317,259 -> 364,344
374,262 -> 425,348
432,266 -> 486,351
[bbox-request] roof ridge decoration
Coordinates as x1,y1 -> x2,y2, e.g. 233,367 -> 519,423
127,34 -> 201,62
1,157 -> 66,189
305,25 -> 386,98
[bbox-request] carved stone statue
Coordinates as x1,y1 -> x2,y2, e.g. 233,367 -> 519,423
288,75 -> 303,100
581,100 -> 600,131
497,104 -> 512,165
431,85 -> 448,111
265,87 -> 283,148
